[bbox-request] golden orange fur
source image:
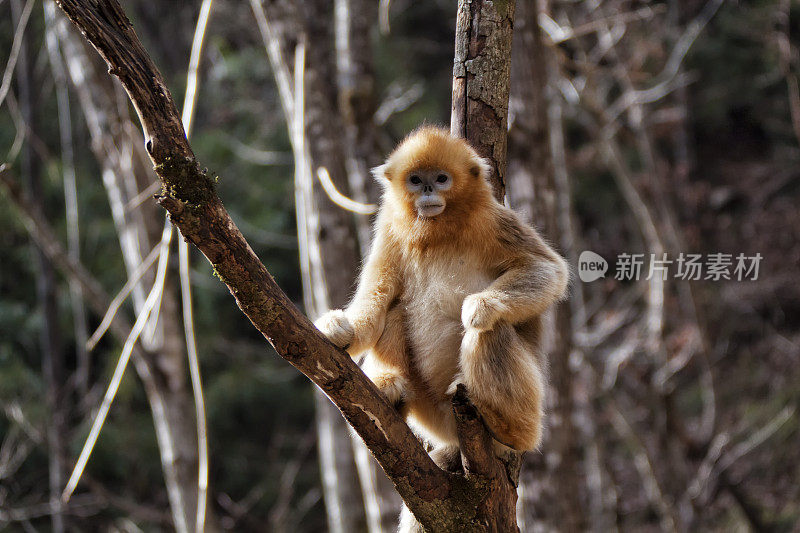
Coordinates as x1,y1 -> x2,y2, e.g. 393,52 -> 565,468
315,126 -> 569,453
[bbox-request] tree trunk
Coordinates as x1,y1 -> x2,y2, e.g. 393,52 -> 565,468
44,2 -> 90,400
250,1 -> 368,530
451,0 -> 515,201
333,1 -> 403,529
447,1 -> 522,531
335,0 -> 383,253
506,1 -> 587,531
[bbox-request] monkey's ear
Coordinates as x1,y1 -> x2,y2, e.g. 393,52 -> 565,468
371,164 -> 391,187
469,157 -> 493,180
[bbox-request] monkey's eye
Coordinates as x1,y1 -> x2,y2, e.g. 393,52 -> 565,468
436,174 -> 449,183
409,175 -> 422,185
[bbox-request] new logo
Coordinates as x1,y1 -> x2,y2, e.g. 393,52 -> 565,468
578,250 -> 608,282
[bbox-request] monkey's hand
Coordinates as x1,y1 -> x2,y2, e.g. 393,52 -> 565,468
461,293 -> 508,332
314,309 -> 355,351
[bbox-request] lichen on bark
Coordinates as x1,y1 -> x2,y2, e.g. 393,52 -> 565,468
153,155 -> 216,207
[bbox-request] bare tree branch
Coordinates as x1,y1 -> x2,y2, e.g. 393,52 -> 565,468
0,0 -> 34,108
316,167 -> 377,215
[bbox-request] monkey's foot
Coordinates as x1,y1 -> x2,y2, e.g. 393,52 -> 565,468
445,375 -> 465,397
372,373 -> 409,408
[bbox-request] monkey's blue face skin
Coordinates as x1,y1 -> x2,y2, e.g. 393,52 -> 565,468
406,168 -> 453,218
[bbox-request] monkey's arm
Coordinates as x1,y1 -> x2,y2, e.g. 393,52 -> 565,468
462,218 -> 568,332
315,221 -> 401,356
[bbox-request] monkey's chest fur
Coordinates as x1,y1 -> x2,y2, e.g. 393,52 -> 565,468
400,253 -> 493,398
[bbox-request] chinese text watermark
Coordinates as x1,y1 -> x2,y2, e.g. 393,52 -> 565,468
578,251 -> 762,283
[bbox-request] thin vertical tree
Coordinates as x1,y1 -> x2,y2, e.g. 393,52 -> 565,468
249,1 -> 368,531
13,0 -> 66,530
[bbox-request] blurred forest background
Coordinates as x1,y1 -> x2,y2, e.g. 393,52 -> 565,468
1,0 -> 798,531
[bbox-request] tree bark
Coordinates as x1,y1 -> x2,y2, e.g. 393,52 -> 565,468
54,0 -> 522,530
448,1 -> 523,531
451,0 -> 515,201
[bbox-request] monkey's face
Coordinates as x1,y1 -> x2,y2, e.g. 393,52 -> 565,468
374,126 -> 493,222
405,168 -> 453,218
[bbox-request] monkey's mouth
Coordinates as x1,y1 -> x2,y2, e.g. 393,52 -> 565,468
416,202 -> 445,218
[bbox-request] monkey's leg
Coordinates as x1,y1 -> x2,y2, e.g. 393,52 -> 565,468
456,322 -> 545,451
361,304 -> 411,409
